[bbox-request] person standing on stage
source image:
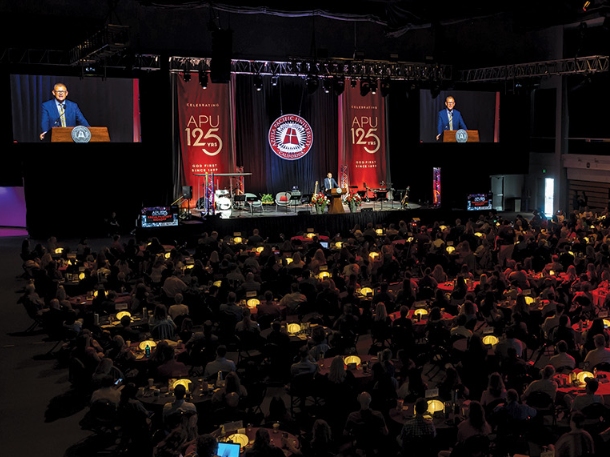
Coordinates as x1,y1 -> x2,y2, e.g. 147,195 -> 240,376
436,95 -> 467,141
324,172 -> 339,193
40,83 -> 90,140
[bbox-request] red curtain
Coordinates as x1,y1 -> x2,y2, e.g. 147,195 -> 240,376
176,77 -> 233,199
338,82 -> 388,192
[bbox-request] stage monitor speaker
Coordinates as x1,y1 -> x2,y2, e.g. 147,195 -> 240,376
361,208 -> 373,212
182,186 -> 192,199
298,210 -> 310,216
211,29 -> 233,83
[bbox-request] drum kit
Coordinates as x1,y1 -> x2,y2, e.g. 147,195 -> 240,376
359,182 -> 409,208
215,189 -> 232,210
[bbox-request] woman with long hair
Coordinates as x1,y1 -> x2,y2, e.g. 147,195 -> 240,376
461,401 -> 491,439
480,372 -> 507,407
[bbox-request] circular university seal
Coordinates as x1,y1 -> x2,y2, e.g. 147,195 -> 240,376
455,129 -> 469,143
268,114 -> 313,160
71,126 -> 92,143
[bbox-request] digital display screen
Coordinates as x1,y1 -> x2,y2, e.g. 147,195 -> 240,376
419,89 -> 498,143
141,206 -> 179,228
467,193 -> 493,211
10,74 -> 142,143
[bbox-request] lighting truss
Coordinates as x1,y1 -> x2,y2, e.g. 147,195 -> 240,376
458,55 -> 609,83
69,24 -> 130,66
168,56 -> 453,81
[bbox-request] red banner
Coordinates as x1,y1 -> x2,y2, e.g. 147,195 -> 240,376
176,77 -> 232,199
338,83 -> 387,192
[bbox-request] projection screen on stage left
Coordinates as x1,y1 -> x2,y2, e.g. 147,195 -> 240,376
10,73 -> 142,144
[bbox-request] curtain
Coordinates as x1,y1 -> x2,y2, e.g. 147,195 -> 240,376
233,74 -> 338,198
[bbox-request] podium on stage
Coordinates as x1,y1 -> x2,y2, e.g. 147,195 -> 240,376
50,126 -> 111,143
442,129 -> 479,143
329,187 -> 347,214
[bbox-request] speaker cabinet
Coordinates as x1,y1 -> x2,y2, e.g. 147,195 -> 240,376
182,186 -> 192,199
210,29 -> 233,83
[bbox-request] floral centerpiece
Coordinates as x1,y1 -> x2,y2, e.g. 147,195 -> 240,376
345,193 -> 362,211
311,192 -> 329,213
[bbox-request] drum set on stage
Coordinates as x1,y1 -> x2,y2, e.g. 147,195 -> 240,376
358,182 -> 410,209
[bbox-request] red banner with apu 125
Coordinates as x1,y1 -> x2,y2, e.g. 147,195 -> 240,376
338,82 -> 387,191
176,76 -> 232,197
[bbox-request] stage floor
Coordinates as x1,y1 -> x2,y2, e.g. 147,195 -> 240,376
190,199 -> 422,219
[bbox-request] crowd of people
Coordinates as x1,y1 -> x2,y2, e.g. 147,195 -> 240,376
16,206 -> 610,456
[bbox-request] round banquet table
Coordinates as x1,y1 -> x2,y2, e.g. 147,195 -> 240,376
555,369 -> 610,404
183,426 -> 301,456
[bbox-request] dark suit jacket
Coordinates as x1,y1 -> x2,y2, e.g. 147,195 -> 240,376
437,108 -> 467,137
41,99 -> 90,134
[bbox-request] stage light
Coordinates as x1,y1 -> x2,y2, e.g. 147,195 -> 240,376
370,78 -> 378,95
306,74 -> 319,94
271,74 -> 279,86
380,78 -> 391,97
350,78 -> 357,88
254,74 -> 263,91
333,76 -> 345,95
199,70 -> 208,89
322,78 -> 332,94
183,59 -> 191,82
360,78 -> 370,96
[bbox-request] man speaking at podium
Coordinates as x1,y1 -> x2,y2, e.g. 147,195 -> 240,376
436,95 -> 467,141
323,172 -> 339,195
40,83 -> 90,140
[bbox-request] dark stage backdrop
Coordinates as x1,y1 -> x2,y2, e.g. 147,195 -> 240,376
233,74 -> 339,198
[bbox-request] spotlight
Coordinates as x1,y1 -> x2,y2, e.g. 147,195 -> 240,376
370,78 -> 378,95
306,74 -> 319,94
350,78 -> 357,88
322,78 -> 332,94
254,74 -> 263,91
360,78 -> 370,96
430,81 -> 441,99
199,70 -> 208,89
333,76 -> 345,95
271,74 -> 279,86
380,78 -> 391,97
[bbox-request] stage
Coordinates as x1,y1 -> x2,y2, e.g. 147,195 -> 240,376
134,198 -> 470,246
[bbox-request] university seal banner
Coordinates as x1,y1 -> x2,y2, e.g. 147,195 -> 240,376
176,77 -> 232,196
338,83 -> 387,190
268,113 -> 313,160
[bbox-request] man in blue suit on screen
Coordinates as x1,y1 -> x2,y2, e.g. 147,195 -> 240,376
436,95 -> 467,141
40,83 -> 90,140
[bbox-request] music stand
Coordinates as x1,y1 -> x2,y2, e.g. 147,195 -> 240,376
233,194 -> 246,211
289,191 -> 302,212
374,190 -> 388,211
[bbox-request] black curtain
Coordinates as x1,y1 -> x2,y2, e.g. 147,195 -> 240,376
234,74 -> 338,198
